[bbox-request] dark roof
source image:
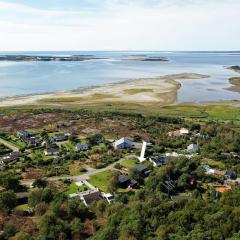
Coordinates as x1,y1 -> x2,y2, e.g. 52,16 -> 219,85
46,148 -> 59,153
151,157 -> 168,164
118,175 -> 130,184
135,164 -> 148,172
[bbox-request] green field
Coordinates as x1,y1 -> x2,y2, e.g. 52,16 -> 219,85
2,102 -> 240,123
89,170 -> 115,192
65,182 -> 88,195
161,104 -> 240,122
121,159 -> 138,168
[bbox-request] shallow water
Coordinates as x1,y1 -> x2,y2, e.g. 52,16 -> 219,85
0,51 -> 239,103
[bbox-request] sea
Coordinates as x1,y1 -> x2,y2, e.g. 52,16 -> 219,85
0,51 -> 240,103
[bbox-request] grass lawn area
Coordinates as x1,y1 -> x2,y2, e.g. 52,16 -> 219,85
65,182 -> 89,196
201,158 -> 225,169
15,204 -> 29,211
64,141 -> 76,152
162,104 -> 240,122
89,170 -> 115,192
121,159 -> 138,168
65,182 -> 79,195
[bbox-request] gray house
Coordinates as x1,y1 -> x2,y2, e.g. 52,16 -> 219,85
76,143 -> 90,151
187,144 -> 199,153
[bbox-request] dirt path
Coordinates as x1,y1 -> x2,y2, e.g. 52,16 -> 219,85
21,154 -> 137,186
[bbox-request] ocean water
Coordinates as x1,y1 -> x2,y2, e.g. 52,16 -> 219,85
0,51 -> 240,103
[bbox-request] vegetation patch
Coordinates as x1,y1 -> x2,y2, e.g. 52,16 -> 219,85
201,158 -> 225,169
121,159 -> 138,168
89,170 -> 115,192
87,93 -> 117,100
38,97 -> 84,103
65,182 -> 79,195
229,77 -> 240,86
124,88 -> 154,95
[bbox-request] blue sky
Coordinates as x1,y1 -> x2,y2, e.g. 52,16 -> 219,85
0,0 -> 239,51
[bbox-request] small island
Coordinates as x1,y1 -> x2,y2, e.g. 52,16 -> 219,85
122,55 -> 168,61
228,65 -> 240,73
0,55 -> 105,62
226,77 -> 240,93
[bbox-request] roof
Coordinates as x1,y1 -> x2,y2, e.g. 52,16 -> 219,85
114,137 -> 133,146
214,185 -> 232,193
188,144 -> 199,149
214,170 -> 225,176
76,143 -> 89,149
45,148 -> 59,153
227,178 -> 240,184
17,130 -> 33,136
118,175 -> 130,183
135,164 -> 148,172
80,188 -> 102,205
151,156 -> 168,164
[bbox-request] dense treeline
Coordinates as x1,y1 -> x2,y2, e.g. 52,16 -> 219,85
92,158 -> 240,240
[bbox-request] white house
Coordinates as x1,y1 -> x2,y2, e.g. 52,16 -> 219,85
166,152 -> 195,159
187,144 -> 199,153
180,128 -> 189,135
113,137 -> 134,150
102,193 -> 115,203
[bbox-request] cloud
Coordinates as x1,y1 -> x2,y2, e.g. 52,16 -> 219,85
0,0 -> 239,51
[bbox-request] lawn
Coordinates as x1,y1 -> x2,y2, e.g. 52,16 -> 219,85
121,159 -> 138,168
65,182 -> 79,195
64,141 -> 76,152
65,182 -> 89,196
15,204 -> 29,211
201,158 -> 225,169
89,170 -> 115,192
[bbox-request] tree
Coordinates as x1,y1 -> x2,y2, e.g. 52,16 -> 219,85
28,189 -> 43,208
32,178 -> 48,188
39,213 -> 69,239
0,172 -> 20,191
107,173 -> 119,193
10,231 -> 31,240
2,224 -> 17,239
0,191 -> 16,213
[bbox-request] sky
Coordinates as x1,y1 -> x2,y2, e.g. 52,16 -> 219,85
0,0 -> 239,51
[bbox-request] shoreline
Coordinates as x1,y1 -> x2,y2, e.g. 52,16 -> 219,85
0,73 -> 209,107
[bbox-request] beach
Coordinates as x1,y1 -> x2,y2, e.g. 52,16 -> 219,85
0,73 -> 209,107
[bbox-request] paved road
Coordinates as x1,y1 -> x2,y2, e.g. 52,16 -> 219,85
0,138 -> 19,152
21,154 -> 137,186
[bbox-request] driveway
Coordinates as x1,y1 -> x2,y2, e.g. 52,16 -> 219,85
21,154 -> 137,186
